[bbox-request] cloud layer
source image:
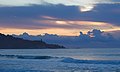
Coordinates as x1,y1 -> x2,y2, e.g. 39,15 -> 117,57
0,1 -> 120,36
0,0 -> 119,6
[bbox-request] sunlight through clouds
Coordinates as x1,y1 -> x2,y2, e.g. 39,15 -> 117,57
35,18 -> 120,32
79,5 -> 95,12
0,0 -> 119,12
0,0 -> 119,7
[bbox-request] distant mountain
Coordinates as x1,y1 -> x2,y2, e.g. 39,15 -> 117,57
0,33 -> 65,49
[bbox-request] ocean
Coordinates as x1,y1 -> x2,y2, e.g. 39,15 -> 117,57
0,48 -> 120,72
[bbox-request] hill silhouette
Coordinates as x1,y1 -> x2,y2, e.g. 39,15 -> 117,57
0,33 -> 65,49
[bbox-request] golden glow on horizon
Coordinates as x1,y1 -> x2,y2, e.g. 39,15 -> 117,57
1,26 -> 120,36
0,28 -> 81,36
1,19 -> 120,36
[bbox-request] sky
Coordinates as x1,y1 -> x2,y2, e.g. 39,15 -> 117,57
0,0 -> 120,36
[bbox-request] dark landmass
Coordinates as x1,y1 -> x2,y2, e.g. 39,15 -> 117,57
0,33 -> 65,49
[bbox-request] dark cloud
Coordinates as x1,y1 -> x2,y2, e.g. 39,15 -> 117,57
86,4 -> 120,26
0,4 -> 120,29
0,4 -> 79,19
0,4 -> 80,29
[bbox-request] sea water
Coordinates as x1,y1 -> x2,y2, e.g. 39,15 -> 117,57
0,48 -> 120,72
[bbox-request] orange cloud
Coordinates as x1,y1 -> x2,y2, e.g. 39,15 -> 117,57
41,16 -> 58,20
35,19 -> 114,29
1,17 -> 120,36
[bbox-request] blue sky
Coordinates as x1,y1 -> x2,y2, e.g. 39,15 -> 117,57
0,0 -> 120,36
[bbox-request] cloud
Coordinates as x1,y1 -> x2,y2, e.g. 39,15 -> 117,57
88,4 -> 120,26
0,4 -> 120,25
0,0 -> 119,12
0,0 -> 42,6
13,29 -> 120,48
0,0 -> 119,6
0,3 -> 120,36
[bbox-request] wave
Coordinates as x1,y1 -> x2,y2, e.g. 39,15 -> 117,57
0,54 -> 56,59
61,58 -> 120,65
1,54 -> 120,65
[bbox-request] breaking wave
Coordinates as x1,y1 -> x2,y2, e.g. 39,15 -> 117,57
0,54 -> 57,59
61,58 -> 120,65
1,54 -> 120,65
